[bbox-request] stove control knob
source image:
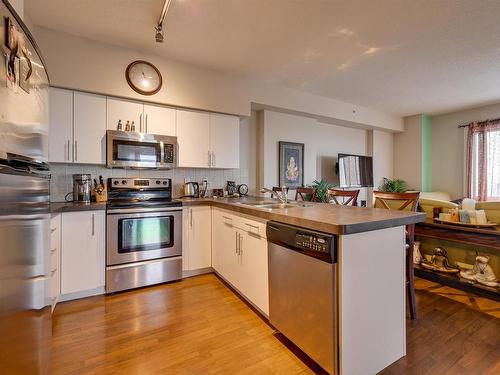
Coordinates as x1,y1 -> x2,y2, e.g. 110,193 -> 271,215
122,180 -> 127,185
113,180 -> 119,185
162,181 -> 168,185
156,180 -> 161,185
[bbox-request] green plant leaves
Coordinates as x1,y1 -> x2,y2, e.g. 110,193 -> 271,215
378,177 -> 408,193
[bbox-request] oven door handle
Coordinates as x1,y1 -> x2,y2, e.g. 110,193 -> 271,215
106,207 -> 183,214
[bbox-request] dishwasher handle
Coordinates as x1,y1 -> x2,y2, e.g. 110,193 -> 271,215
266,221 -> 337,264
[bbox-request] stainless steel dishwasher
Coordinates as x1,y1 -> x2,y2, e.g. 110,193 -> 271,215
267,221 -> 338,374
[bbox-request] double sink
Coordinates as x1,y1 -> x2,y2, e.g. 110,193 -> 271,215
238,201 -> 313,210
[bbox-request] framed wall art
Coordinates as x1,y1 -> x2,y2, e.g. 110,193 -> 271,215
279,141 -> 304,189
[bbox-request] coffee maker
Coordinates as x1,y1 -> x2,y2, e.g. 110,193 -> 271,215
72,174 -> 92,202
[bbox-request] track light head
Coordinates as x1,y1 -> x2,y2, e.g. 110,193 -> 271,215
155,25 -> 164,43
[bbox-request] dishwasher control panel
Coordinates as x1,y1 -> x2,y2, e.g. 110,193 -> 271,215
295,233 -> 329,253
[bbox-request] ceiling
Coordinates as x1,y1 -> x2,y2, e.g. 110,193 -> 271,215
25,0 -> 500,116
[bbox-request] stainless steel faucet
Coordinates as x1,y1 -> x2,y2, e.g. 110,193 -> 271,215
261,186 -> 288,204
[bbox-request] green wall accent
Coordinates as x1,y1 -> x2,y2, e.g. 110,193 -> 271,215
421,114 -> 432,191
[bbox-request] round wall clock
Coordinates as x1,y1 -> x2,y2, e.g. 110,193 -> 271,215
125,60 -> 162,95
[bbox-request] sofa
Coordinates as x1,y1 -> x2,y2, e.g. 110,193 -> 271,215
418,191 -> 500,224
418,191 -> 459,219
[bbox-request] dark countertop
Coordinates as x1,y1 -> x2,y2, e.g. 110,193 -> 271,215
50,201 -> 107,213
50,197 -> 426,234
177,196 -> 426,235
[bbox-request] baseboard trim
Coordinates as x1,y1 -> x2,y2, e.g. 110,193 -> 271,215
182,267 -> 214,278
59,286 -> 105,302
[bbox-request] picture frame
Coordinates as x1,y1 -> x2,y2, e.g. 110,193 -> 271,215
279,141 -> 304,189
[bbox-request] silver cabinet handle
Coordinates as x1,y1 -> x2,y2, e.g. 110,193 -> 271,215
208,151 -> 211,167
91,213 -> 95,236
212,152 -> 215,167
235,232 -> 238,254
190,208 -> 193,228
238,234 -> 243,255
146,114 -> 148,133
140,113 -> 142,133
67,140 -> 70,161
74,140 -> 78,161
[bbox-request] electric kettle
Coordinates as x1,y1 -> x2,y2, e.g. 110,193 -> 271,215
183,182 -> 199,198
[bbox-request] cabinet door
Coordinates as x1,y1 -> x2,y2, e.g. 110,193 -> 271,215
106,97 -> 144,131
212,209 -> 240,285
239,231 -> 269,315
143,104 -> 176,136
176,110 -> 210,168
48,88 -> 73,163
61,211 -> 105,294
73,92 -> 106,164
210,113 -> 240,169
185,206 -> 212,270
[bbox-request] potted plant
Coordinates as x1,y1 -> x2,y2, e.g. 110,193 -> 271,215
309,179 -> 337,203
377,177 -> 408,193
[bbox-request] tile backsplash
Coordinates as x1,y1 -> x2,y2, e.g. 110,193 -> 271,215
50,163 -> 249,202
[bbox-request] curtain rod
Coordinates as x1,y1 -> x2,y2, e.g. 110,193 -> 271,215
457,118 -> 500,128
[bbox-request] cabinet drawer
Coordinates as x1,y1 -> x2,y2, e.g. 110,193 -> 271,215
213,208 -> 267,238
240,217 -> 267,238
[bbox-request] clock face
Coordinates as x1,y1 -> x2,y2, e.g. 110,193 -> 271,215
126,61 -> 162,95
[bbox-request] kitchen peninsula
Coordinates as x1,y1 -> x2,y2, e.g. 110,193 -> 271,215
180,196 -> 426,374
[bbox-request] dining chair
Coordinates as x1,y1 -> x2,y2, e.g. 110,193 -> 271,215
295,187 -> 316,202
326,188 -> 360,206
373,191 -> 420,320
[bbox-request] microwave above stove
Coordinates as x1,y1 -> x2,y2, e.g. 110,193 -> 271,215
106,130 -> 177,169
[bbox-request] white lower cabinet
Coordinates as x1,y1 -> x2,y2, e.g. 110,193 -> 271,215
212,208 -> 269,315
183,206 -> 212,272
61,210 -> 105,299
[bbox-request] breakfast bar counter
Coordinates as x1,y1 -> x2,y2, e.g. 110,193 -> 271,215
178,196 -> 425,235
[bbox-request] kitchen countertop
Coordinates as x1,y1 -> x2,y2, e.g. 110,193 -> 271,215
50,201 -> 107,213
49,197 -> 426,234
177,196 -> 426,235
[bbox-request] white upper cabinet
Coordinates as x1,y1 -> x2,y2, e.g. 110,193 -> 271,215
177,110 -> 240,169
106,97 -> 144,132
73,92 -> 106,164
210,113 -> 240,169
143,104 -> 176,136
176,109 -> 211,168
49,88 -> 73,163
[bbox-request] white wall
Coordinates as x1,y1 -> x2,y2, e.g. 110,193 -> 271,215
260,110 -> 370,200
372,130 -> 394,189
431,102 -> 500,199
394,115 -> 423,190
33,26 -> 403,132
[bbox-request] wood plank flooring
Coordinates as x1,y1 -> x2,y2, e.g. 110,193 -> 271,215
50,274 -> 500,374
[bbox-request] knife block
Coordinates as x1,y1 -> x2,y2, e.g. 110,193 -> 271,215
92,184 -> 108,202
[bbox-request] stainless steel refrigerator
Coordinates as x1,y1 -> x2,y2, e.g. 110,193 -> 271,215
0,1 -> 51,373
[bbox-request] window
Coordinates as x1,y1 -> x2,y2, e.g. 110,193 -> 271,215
467,122 -> 500,201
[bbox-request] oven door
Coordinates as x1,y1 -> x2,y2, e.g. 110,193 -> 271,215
106,208 -> 182,265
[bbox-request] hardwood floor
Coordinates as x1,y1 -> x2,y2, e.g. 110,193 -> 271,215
50,274 -> 309,374
50,274 -> 500,374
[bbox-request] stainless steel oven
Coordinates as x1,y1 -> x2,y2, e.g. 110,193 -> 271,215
106,130 -> 177,169
105,178 -> 182,293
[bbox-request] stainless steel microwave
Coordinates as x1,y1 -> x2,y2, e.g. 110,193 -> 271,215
106,130 -> 177,169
